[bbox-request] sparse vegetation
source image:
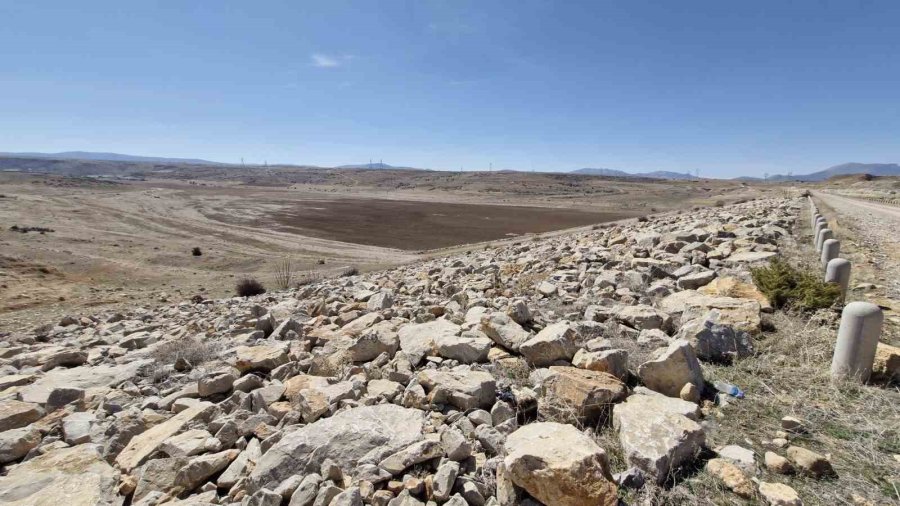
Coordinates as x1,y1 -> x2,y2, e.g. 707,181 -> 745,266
9,225 -> 55,234
191,246 -> 202,256
235,277 -> 266,297
751,258 -> 841,310
274,257 -> 295,289
141,337 -> 220,383
295,270 -> 323,286
339,266 -> 359,277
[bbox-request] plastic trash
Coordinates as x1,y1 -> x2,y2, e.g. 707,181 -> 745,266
713,381 -> 744,399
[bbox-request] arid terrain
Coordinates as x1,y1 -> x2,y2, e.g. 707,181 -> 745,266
0,161 -> 770,329
0,192 -> 896,506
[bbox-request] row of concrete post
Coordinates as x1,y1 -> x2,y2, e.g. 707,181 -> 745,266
808,197 -> 883,382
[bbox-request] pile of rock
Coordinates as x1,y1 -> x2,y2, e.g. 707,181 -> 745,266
0,198 -> 813,505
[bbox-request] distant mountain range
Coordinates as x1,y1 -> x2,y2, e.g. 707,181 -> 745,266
748,163 -> 900,182
0,151 -> 229,166
572,168 -> 697,180
2,152 -> 898,182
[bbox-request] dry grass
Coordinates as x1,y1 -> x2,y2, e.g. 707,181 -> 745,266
585,309 -> 899,505
274,257 -> 295,290
140,337 -> 221,383
698,310 -> 900,505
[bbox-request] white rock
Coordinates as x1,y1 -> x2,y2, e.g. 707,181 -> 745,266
503,422 -> 617,506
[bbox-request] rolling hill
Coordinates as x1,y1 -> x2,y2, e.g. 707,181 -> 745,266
0,151 -> 229,166
572,168 -> 697,180
743,163 -> 900,182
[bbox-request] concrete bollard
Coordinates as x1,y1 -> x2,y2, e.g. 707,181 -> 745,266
821,239 -> 840,267
814,220 -> 827,241
831,302 -> 883,382
816,228 -> 833,252
811,213 -> 821,230
825,258 -> 851,302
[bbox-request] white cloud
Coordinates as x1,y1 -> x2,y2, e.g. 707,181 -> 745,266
311,53 -> 341,68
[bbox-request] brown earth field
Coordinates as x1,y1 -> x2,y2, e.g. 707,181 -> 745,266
212,198 -> 636,250
0,163 -> 779,329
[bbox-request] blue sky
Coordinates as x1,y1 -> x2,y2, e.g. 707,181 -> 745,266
1,1 -> 898,178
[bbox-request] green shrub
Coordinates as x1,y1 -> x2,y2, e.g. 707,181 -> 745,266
751,259 -> 841,310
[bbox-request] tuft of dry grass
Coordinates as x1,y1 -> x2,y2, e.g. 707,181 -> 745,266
140,337 -> 221,384
274,257 -> 295,290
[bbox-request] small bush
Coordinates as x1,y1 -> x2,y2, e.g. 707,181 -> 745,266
236,277 -> 266,297
274,257 -> 294,289
191,247 -> 202,256
340,266 -> 359,277
714,200 -> 726,207
751,259 -> 841,310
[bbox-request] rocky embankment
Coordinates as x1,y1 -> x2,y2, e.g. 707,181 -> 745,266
0,199 -> 822,505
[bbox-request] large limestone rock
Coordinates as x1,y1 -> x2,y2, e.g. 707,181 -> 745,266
0,444 -> 121,505
115,400 -> 215,471
0,400 -> 43,432
250,404 -> 425,491
539,366 -> 626,424
417,369 -> 496,410
618,390 -> 700,420
132,457 -> 188,502
699,276 -> 771,311
12,346 -> 87,371
613,394 -> 705,484
480,313 -> 531,351
0,426 -> 41,464
519,321 -> 578,366
17,362 -> 146,406
398,319 -> 460,365
615,305 -> 672,331
725,250 -> 777,265
434,330 -> 492,363
503,422 -> 617,506
660,291 -> 761,333
176,449 -> 239,493
677,310 -> 754,362
234,345 -> 289,373
638,339 -> 704,397
341,322 -> 400,362
367,291 -> 394,310
572,349 -> 628,380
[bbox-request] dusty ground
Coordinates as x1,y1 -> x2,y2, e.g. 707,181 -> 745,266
220,197 -> 634,250
0,164 -> 775,330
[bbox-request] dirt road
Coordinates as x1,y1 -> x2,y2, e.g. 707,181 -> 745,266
811,190 -> 900,341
